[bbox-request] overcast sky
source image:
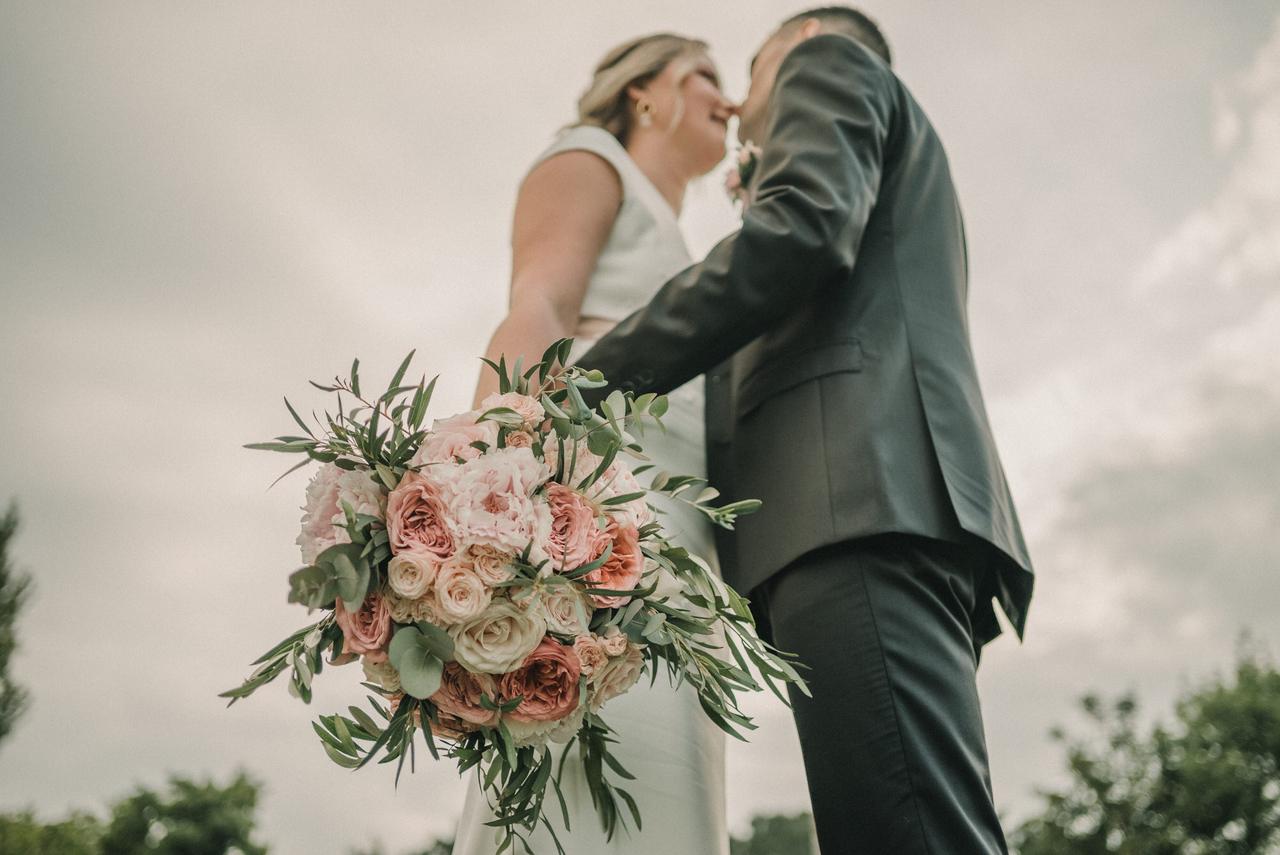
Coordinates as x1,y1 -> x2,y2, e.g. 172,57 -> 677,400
2,1 -> 1278,853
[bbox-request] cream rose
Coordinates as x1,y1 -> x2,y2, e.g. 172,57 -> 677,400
386,471 -> 456,560
449,601 -> 547,675
449,544 -> 515,587
590,642 -> 645,710
412,594 -> 445,626
385,590 -> 417,624
387,551 -> 437,599
433,560 -> 492,625
540,584 -> 589,637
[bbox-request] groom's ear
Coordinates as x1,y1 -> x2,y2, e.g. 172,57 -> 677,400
794,17 -> 824,42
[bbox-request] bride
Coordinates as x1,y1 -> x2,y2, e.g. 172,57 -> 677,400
454,32 -> 737,855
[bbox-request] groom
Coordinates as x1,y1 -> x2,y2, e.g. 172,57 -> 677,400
578,7 -> 1034,854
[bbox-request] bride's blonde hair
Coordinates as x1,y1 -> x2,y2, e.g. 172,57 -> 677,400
577,33 -> 709,145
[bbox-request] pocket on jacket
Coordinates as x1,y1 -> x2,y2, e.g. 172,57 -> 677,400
737,340 -> 865,418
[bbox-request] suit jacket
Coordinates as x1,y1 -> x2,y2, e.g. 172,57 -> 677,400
576,34 -> 1033,642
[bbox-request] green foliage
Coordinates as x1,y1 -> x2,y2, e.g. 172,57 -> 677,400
98,771 -> 268,855
0,771 -> 266,855
0,501 -> 31,746
730,812 -> 816,855
1012,645 -> 1280,854
0,810 -> 102,855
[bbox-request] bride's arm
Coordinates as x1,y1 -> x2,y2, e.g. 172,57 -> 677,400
471,151 -> 621,407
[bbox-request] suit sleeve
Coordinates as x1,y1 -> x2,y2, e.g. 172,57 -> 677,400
575,34 -> 894,398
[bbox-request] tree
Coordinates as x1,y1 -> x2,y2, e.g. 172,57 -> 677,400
1012,647 -> 1280,854
0,502 -> 32,746
99,771 -> 268,855
0,771 -> 268,855
731,812 -> 816,855
0,809 -> 102,855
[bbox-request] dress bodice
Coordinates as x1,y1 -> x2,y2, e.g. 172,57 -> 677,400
532,125 -> 694,322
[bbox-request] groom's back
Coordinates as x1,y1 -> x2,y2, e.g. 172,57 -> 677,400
709,37 -> 1032,643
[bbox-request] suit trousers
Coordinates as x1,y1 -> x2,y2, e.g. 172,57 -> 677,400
759,533 -> 1008,855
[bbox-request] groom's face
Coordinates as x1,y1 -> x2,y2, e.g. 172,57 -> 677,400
738,20 -> 820,144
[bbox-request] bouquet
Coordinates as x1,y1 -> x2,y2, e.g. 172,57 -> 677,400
724,140 -> 762,209
222,340 -> 806,853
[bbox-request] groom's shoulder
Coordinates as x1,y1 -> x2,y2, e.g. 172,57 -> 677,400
779,33 -> 895,89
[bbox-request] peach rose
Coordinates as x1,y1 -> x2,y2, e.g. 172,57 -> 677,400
430,662 -> 499,728
335,592 -> 393,664
504,430 -> 534,449
387,551 -> 437,600
572,634 -> 608,678
413,411 -> 500,465
499,638 -> 582,723
387,471 -> 456,560
480,392 -> 546,430
544,483 -> 608,572
433,560 -> 492,625
584,521 -> 644,607
450,601 -> 547,675
599,625 -> 629,657
590,642 -> 645,710
598,463 -> 653,529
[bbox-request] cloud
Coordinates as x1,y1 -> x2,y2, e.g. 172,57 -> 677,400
984,10 -> 1280,823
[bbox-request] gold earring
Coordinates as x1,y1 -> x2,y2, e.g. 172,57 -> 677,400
637,99 -> 654,128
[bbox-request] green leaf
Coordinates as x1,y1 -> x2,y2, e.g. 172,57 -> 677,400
414,620 -> 456,662
388,626 -> 445,699
287,564 -> 338,609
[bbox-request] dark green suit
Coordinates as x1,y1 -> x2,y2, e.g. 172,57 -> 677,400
577,34 -> 1031,853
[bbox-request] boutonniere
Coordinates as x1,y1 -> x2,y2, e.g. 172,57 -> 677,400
724,141 -> 762,209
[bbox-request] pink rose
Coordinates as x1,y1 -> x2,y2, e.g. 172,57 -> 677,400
480,392 -> 546,430
335,593 -> 393,664
544,483 -> 608,572
433,560 -> 492,625
599,626 -> 629,657
572,634 -> 608,678
296,464 -> 386,565
386,471 -> 456,560
499,638 -> 582,723
413,411 -> 500,465
584,521 -> 644,607
430,662 -> 499,728
504,430 -> 534,449
440,448 -> 551,555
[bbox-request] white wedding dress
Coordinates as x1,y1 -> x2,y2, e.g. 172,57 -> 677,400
452,125 -> 729,855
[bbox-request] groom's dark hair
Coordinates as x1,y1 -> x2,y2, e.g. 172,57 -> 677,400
781,6 -> 891,66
